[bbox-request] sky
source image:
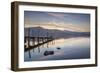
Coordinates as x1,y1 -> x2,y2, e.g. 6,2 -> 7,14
24,11 -> 90,32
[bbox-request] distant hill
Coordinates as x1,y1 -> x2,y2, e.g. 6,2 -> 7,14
24,27 -> 90,39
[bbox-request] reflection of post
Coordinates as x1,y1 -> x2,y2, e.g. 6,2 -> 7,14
33,48 -> 34,52
38,46 -> 40,53
47,42 -> 49,48
28,50 -> 31,58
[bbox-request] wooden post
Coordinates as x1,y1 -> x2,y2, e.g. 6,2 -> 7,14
33,37 -> 35,46
28,28 -> 30,48
37,37 -> 39,44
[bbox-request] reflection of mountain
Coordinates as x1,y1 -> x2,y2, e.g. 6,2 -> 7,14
24,27 -> 90,39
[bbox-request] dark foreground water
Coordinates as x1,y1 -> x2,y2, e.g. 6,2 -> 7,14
24,37 -> 90,61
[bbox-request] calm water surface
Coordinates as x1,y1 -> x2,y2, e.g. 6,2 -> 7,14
24,37 -> 90,61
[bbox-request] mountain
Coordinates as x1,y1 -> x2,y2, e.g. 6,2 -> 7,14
24,27 -> 90,39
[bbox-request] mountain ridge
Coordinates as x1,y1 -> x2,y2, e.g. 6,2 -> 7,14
24,27 -> 90,39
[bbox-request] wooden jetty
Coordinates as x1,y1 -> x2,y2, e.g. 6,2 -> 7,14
24,36 -> 54,51
24,27 -> 55,51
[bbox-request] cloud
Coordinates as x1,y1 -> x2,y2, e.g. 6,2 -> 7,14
47,12 -> 65,19
25,22 -> 89,32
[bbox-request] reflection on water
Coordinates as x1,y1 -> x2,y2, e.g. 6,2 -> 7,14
24,37 -> 90,61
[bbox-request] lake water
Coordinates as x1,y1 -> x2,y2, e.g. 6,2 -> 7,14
24,37 -> 90,61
